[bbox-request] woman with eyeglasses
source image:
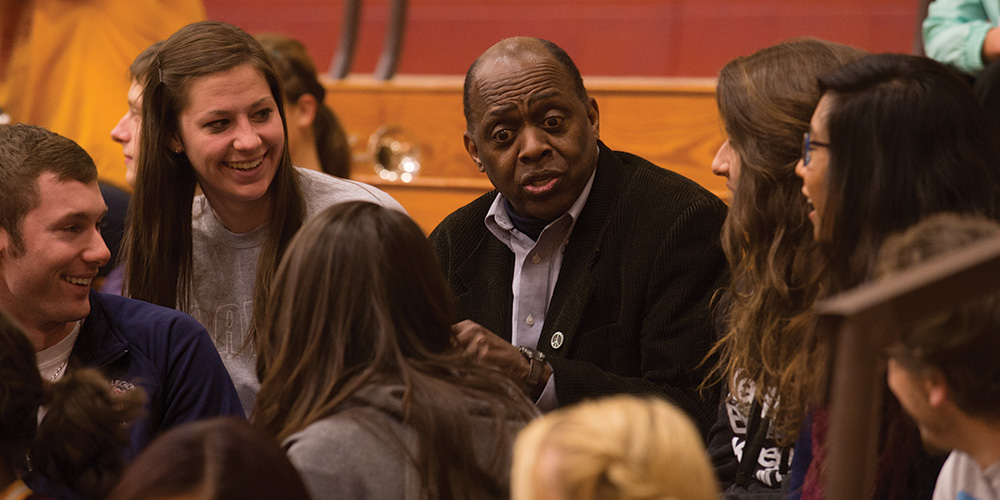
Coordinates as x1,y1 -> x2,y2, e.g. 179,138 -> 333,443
788,53 -> 1000,500
704,38 -> 866,500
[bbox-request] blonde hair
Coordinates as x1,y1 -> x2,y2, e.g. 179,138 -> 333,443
512,396 -> 720,500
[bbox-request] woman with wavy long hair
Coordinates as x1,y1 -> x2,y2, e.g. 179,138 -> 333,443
704,38 -> 866,498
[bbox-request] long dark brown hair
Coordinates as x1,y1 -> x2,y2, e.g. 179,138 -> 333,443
704,38 -> 866,443
256,32 -> 352,178
816,54 -> 1000,295
122,21 -> 304,345
253,202 -> 537,499
799,55 -> 1000,497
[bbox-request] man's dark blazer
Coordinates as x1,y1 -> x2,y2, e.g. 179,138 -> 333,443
429,142 -> 728,432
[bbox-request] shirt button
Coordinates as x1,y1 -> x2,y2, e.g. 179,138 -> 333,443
531,254 -> 541,264
526,315 -> 535,327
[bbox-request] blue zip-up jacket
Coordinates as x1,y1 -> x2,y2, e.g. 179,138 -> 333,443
28,291 -> 244,498
74,290 -> 245,459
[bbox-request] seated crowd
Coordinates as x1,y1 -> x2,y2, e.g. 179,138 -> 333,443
1,18 -> 999,500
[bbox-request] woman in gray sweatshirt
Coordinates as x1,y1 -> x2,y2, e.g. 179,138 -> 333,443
253,201 -> 538,500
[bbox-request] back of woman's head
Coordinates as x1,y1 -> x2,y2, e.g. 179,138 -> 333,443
256,32 -> 352,178
0,312 -> 42,472
255,202 -> 536,499
255,33 -> 320,103
817,53 -> 1000,290
32,369 -> 144,500
255,202 -> 459,439
129,40 -> 164,82
512,395 -> 720,500
0,312 -> 143,499
106,417 -> 310,500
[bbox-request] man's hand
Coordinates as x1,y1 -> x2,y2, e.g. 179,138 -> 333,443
453,320 -> 530,383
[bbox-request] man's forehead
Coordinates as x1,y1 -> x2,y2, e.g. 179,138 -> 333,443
32,172 -> 106,215
482,36 -> 547,60
476,42 -> 555,81
471,53 -> 572,109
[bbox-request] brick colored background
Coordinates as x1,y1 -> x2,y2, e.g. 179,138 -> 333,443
204,0 -> 920,78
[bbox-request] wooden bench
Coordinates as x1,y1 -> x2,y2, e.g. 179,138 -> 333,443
324,76 -> 726,233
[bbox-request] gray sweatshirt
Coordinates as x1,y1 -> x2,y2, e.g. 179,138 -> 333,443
283,384 -> 526,500
185,168 -> 404,414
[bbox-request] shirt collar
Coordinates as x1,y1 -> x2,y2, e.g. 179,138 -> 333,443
485,156 -> 598,238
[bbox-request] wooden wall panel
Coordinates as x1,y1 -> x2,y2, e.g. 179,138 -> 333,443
329,76 -> 727,233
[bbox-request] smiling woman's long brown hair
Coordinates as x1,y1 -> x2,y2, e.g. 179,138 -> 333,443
123,20 -> 304,344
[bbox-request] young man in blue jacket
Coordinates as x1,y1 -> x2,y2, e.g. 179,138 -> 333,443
0,124 -> 244,463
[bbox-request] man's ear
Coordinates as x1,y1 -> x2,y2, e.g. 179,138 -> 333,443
293,94 -> 319,128
0,228 -> 7,260
924,368 -> 950,409
587,96 -> 600,140
463,131 -> 485,173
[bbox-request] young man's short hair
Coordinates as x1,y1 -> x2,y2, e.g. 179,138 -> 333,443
877,212 -> 1000,420
0,124 -> 97,254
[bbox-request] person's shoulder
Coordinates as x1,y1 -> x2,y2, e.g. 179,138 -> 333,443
431,189 -> 497,238
598,147 -> 726,222
608,148 -> 722,202
191,193 -> 211,225
95,291 -> 194,321
932,450 -> 997,500
295,167 -> 404,215
99,181 -> 130,208
94,292 -> 206,339
284,409 -> 399,460
283,411 -> 405,497
285,414 -> 365,444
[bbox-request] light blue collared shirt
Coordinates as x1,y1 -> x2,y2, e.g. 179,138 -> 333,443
483,165 -> 597,411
